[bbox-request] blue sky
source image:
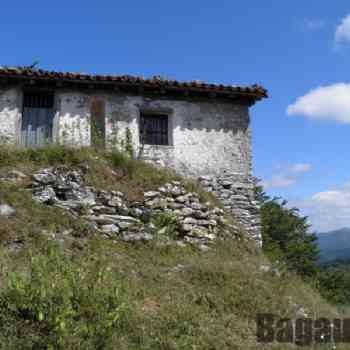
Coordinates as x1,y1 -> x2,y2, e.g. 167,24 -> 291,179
2,1 -> 350,232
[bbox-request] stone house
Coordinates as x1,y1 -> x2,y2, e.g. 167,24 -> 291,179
0,67 -> 267,243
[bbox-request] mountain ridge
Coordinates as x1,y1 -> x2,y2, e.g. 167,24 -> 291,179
317,227 -> 350,262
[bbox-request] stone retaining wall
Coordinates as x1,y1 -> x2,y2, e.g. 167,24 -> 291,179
29,166 -> 242,249
198,173 -> 262,246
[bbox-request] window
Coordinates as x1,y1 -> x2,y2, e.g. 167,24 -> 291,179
139,113 -> 169,145
23,92 -> 54,109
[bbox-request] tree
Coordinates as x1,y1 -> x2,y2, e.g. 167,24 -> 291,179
317,263 -> 350,305
255,185 -> 320,279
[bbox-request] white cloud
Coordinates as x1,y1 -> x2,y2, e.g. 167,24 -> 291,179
287,83 -> 350,123
261,163 -> 312,189
292,183 -> 350,232
335,14 -> 350,44
289,163 -> 312,174
262,175 -> 296,190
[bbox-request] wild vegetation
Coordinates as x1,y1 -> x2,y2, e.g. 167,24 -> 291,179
257,184 -> 350,318
0,145 -> 347,349
317,260 -> 350,306
256,185 -> 320,279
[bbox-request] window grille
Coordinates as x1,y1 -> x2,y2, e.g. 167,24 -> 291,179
140,113 -> 169,145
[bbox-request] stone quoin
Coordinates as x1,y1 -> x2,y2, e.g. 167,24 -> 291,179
0,66 -> 268,245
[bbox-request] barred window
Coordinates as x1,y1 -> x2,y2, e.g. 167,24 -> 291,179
139,113 -> 169,145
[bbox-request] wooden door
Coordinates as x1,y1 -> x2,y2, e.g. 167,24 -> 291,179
21,93 -> 54,147
90,98 -> 105,148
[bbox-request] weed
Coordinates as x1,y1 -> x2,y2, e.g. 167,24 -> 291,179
0,243 -> 132,349
184,180 -> 223,208
0,145 -> 345,349
151,212 -> 179,239
0,182 -> 93,245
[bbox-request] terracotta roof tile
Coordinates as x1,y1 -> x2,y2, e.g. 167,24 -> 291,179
0,66 -> 268,103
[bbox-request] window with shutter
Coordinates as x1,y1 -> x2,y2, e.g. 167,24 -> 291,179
139,113 -> 169,146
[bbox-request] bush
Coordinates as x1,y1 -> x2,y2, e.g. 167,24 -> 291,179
0,244 -> 132,349
151,212 -> 179,239
317,262 -> 350,306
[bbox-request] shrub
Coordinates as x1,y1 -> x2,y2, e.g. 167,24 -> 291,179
151,212 -> 179,239
0,243 -> 132,349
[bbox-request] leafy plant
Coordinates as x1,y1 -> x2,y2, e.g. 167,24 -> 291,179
124,127 -> 134,158
91,117 -> 105,149
151,212 -> 179,239
0,243 -> 131,349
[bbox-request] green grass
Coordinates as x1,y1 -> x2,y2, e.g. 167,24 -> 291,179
184,180 -> 223,208
0,242 -> 132,350
0,144 -> 179,202
0,237 -> 345,350
0,144 -> 94,168
0,144 -> 347,349
0,182 -> 93,245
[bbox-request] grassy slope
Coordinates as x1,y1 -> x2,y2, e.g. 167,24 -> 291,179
0,146 -> 345,349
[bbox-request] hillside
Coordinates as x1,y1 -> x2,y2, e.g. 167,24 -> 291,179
318,228 -> 350,262
0,145 -> 345,349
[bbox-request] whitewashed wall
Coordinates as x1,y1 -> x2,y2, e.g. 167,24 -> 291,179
56,92 -> 91,147
0,88 -> 252,178
0,88 -> 21,144
104,94 -> 252,178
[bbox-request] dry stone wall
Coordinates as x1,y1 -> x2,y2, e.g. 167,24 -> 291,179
30,166 -> 240,249
198,173 -> 262,246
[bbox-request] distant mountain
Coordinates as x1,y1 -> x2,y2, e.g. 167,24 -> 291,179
317,228 -> 350,263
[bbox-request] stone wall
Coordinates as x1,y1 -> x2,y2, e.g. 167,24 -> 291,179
199,173 -> 262,246
28,166 -> 236,249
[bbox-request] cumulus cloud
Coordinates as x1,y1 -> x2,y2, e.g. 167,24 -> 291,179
291,183 -> 350,232
287,83 -> 350,123
261,163 -> 312,189
335,14 -> 350,44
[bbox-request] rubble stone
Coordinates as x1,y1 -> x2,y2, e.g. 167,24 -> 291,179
0,204 -> 16,217
31,166 -> 233,248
